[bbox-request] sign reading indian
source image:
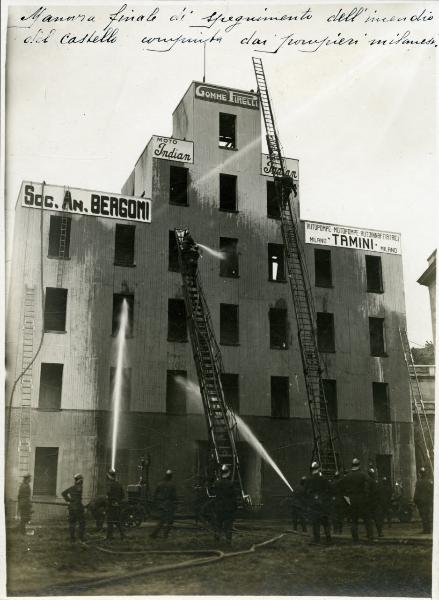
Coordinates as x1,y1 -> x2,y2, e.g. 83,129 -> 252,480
20,182 -> 151,223
151,135 -> 193,164
195,83 -> 259,110
261,153 -> 299,181
305,221 -> 401,254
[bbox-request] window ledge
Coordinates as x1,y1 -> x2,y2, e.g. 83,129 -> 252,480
268,279 -> 287,284
219,208 -> 239,214
169,202 -> 189,207
315,284 -> 334,289
270,346 -> 289,351
219,146 -> 238,151
319,349 -> 336,354
270,416 -> 291,420
114,262 -> 136,268
44,330 -> 67,334
37,408 -> 62,412
371,353 -> 388,358
220,342 -> 240,347
220,275 -> 240,279
47,255 -> 71,261
111,335 -> 134,339
367,290 -> 384,295
167,338 -> 188,343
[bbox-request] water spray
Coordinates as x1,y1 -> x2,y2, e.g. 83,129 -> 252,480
197,243 -> 226,261
110,299 -> 129,470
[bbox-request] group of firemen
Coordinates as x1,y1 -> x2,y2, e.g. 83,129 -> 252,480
16,459 -> 433,545
289,458 -> 434,544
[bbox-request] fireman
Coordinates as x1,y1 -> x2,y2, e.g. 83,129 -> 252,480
62,473 -> 85,542
181,230 -> 201,276
304,462 -> 332,544
213,464 -> 237,545
17,474 -> 32,534
414,467 -> 434,534
106,469 -> 125,540
340,458 -> 373,542
150,469 -> 177,539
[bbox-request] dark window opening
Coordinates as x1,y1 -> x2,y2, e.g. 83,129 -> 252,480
114,224 -> 135,266
220,237 -> 239,278
323,379 -> 337,421
219,113 -> 236,149
110,367 -> 132,411
375,454 -> 392,484
366,255 -> 384,293
168,231 -> 180,272
315,249 -> 332,288
369,317 -> 386,356
168,298 -> 187,342
219,174 -> 237,211
39,363 -> 63,410
169,166 -> 188,206
48,215 -> 71,258
269,308 -> 288,349
112,294 -> 134,337
221,373 -> 240,414
317,312 -> 335,353
44,288 -> 67,332
34,447 -> 58,496
220,303 -> 239,345
268,243 -> 286,282
373,382 -> 390,423
271,376 -> 290,418
267,181 -> 280,219
166,370 -> 187,415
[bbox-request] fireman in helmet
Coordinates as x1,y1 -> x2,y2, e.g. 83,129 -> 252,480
150,469 -> 177,539
213,464 -> 237,545
106,469 -> 125,540
62,473 -> 85,542
304,461 -> 332,544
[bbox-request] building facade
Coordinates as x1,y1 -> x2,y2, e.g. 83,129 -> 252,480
6,80 -> 416,513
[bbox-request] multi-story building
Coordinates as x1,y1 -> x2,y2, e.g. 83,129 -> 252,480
6,80 -> 416,513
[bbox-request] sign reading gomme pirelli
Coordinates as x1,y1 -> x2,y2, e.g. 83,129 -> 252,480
261,153 -> 299,181
151,135 -> 193,164
305,221 -> 401,255
20,182 -> 151,223
195,83 -> 259,110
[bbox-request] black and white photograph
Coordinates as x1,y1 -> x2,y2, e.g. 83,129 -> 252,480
2,1 -> 437,597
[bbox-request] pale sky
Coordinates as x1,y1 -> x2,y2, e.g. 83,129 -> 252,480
4,1 -> 438,345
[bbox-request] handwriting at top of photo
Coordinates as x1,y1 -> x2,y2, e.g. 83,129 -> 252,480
190,7 -> 313,33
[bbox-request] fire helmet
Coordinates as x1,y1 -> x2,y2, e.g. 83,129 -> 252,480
74,473 -> 83,482
23,473 -> 31,481
107,469 -> 116,480
165,469 -> 173,477
352,458 -> 360,471
221,464 -> 231,477
311,461 -> 320,474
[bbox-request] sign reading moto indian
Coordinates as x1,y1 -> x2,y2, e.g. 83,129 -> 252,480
261,153 -> 299,181
20,182 -> 151,223
305,221 -> 401,255
151,136 -> 193,164
195,83 -> 259,110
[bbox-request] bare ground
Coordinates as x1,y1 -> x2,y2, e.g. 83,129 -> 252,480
6,518 -> 432,597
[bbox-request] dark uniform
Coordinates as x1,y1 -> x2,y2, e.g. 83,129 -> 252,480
380,477 -> 393,527
331,473 -> 345,534
87,495 -> 107,532
17,477 -> 32,534
181,232 -> 200,276
150,474 -> 177,539
290,478 -> 307,532
106,479 -> 125,540
340,468 -> 373,541
62,480 -> 85,542
368,470 -> 384,537
304,471 -> 332,543
414,472 -> 434,534
213,476 -> 237,544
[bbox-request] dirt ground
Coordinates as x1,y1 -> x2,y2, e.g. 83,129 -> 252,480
6,517 -> 432,597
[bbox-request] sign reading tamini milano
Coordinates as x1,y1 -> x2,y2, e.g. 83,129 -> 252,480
195,83 -> 259,110
305,221 -> 401,255
20,182 -> 151,223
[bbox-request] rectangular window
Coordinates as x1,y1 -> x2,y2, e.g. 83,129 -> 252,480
269,308 -> 288,349
220,237 -> 239,278
373,382 -> 390,423
317,312 -> 335,353
44,288 -> 67,332
366,255 -> 384,293
219,174 -> 237,211
271,376 -> 290,418
110,367 -> 132,411
315,249 -> 332,288
33,447 -> 58,496
375,454 -> 392,484
168,231 -> 180,272
369,317 -> 386,356
168,298 -> 187,342
169,166 -> 188,205
323,379 -> 337,421
166,370 -> 187,415
219,113 -> 236,149
221,373 -> 240,414
112,294 -> 134,337
220,303 -> 239,345
39,363 -> 63,410
114,224 -> 135,266
267,181 -> 280,219
268,243 -> 286,282
48,215 -> 71,258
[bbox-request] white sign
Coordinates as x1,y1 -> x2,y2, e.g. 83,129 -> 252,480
305,221 -> 401,255
195,83 -> 259,110
151,135 -> 194,164
261,154 -> 299,181
20,182 -> 151,223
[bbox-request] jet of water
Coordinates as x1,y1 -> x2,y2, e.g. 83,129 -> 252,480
110,299 -> 129,470
175,376 -> 202,412
197,243 -> 226,261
